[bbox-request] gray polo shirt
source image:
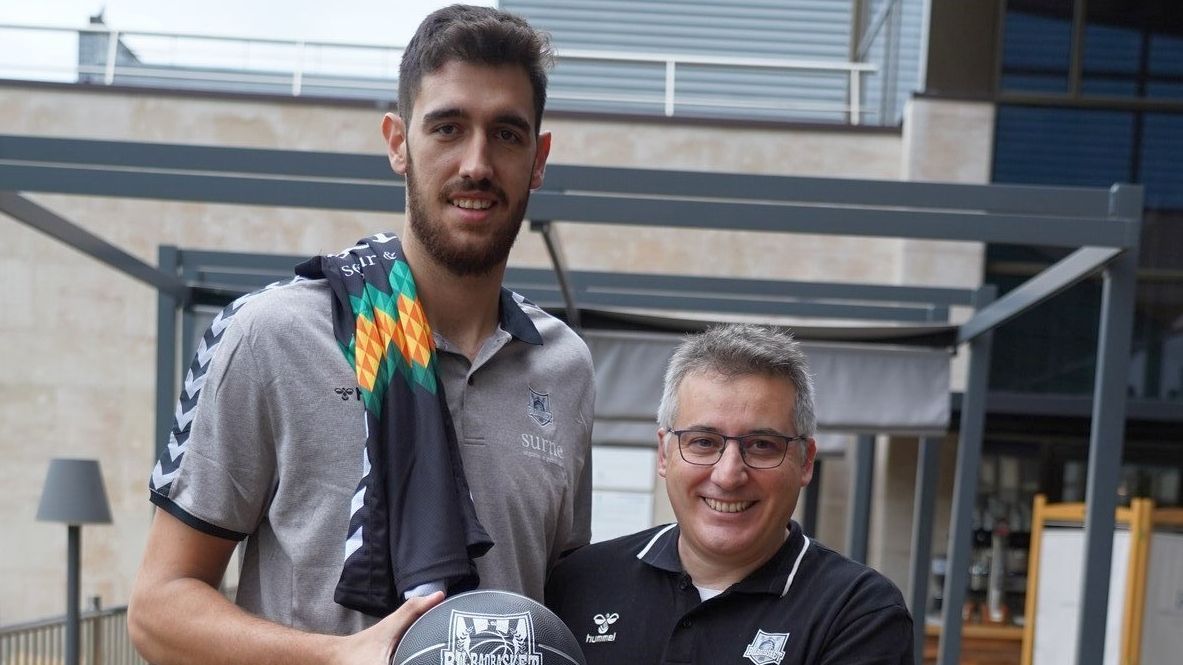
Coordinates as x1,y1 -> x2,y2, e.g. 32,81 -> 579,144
149,279 -> 594,634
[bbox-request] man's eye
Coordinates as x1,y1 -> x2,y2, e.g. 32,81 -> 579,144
687,437 -> 720,450
747,438 -> 781,452
433,124 -> 458,136
496,128 -> 522,143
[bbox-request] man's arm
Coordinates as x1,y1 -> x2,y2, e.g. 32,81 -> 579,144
129,510 -> 440,665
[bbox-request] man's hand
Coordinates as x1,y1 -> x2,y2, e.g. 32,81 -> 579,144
332,592 -> 444,665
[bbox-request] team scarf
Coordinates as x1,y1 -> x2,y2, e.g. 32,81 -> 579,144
296,232 -> 493,617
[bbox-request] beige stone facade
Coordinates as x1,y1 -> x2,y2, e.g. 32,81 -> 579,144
0,82 -> 993,624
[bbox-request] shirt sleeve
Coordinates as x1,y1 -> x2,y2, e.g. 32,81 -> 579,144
563,354 -> 596,555
818,602 -> 914,665
148,303 -> 277,539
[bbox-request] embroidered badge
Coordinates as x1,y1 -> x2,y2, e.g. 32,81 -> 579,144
586,612 -> 619,643
527,387 -> 553,427
743,630 -> 789,665
444,609 -> 542,663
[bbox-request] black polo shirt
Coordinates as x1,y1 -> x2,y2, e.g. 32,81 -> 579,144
545,522 -> 913,665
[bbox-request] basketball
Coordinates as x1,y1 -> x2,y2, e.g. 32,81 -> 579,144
391,590 -> 586,665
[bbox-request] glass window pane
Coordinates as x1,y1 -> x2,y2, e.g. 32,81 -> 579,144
1001,1 -> 1074,94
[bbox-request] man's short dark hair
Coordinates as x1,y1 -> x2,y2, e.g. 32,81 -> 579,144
398,4 -> 554,131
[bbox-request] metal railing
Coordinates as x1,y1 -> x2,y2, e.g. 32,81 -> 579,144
0,24 -> 878,124
0,605 -> 146,665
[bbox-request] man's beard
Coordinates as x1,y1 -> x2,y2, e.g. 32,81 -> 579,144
404,155 -> 529,277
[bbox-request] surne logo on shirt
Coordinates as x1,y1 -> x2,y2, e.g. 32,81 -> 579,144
743,630 -> 789,665
586,612 -> 619,643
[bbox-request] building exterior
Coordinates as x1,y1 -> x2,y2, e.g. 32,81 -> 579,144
0,5 -> 1177,662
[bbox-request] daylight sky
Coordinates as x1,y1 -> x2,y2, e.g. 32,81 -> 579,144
0,0 -> 495,46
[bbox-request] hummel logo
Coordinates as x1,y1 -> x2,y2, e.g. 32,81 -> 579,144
334,387 -> 360,401
586,612 -> 619,644
593,613 -> 618,634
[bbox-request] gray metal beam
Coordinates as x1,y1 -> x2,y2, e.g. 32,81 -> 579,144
2,161 -> 1136,248
846,435 -> 876,564
572,290 -> 946,322
908,436 -> 942,664
937,285 -> 996,665
525,191 -> 1139,248
575,271 -> 976,307
0,134 -> 390,180
1,134 -> 1118,217
0,164 -> 405,213
530,220 -> 581,331
957,246 -> 1122,344
1075,187 -> 1142,665
0,192 -> 189,300
155,246 -> 180,460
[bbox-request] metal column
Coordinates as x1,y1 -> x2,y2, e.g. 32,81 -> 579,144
155,246 -> 181,459
846,434 -> 876,564
908,436 -> 943,663
803,458 -> 822,537
65,525 -> 81,665
937,285 -> 996,665
1075,185 -> 1142,665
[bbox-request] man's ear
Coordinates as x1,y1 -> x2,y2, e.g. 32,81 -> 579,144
530,131 -> 552,190
801,438 -> 818,485
381,112 -> 408,176
656,428 -> 670,479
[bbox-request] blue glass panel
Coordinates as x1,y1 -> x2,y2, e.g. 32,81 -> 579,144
1146,81 -> 1183,100
1082,23 -> 1140,74
994,106 -> 1134,188
1140,114 -> 1183,211
1081,78 -> 1138,96
1149,33 -> 1183,76
1001,74 -> 1074,93
1001,10 -> 1071,93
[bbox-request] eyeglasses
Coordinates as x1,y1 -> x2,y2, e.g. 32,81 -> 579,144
670,429 -> 808,470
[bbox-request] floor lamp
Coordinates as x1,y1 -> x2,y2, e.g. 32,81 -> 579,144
36,458 -> 112,665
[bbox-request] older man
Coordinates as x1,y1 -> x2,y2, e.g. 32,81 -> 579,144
546,324 -> 912,665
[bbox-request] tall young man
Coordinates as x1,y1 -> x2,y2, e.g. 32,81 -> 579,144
129,7 -> 594,665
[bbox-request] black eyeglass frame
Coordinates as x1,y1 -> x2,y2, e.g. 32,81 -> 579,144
669,428 -> 809,470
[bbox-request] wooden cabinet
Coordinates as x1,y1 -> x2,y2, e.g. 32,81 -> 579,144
923,624 -> 1023,665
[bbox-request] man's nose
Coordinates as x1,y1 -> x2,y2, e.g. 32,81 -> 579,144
711,443 -> 749,488
459,134 -> 494,182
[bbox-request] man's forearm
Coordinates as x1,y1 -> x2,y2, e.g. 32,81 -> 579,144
129,576 -> 339,665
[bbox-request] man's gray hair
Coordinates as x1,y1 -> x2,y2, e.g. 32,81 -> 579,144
656,324 -> 816,439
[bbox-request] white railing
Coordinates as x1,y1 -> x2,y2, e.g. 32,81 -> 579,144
0,604 -> 146,665
0,24 -> 877,124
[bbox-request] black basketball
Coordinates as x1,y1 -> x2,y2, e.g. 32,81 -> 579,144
391,590 -> 586,665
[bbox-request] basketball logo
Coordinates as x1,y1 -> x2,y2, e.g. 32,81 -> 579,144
391,590 -> 585,665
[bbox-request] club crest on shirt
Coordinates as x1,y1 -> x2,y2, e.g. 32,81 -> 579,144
442,610 -> 542,664
743,630 -> 789,665
527,387 -> 553,427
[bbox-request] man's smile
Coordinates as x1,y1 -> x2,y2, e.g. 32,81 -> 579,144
703,498 -> 756,513
451,198 -> 494,210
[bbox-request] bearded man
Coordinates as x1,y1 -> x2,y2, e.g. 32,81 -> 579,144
129,7 -> 594,665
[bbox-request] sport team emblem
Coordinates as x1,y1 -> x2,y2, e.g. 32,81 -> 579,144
742,630 -> 789,665
527,388 -> 553,427
442,609 -> 542,664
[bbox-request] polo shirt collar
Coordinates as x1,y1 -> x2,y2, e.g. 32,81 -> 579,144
636,522 -> 812,598
498,288 -> 542,345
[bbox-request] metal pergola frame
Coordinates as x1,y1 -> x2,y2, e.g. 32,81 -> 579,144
0,133 -> 1142,665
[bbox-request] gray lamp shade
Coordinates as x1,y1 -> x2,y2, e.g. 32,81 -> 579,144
36,458 -> 113,525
